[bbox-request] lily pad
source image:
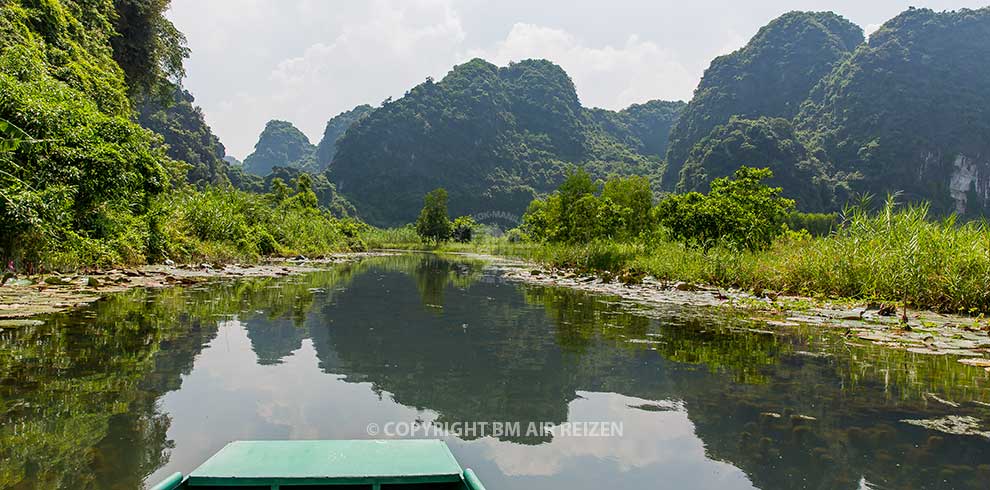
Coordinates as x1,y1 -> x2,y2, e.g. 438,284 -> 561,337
958,357 -> 990,367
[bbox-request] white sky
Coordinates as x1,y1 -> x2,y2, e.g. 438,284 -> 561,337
168,1 -> 988,159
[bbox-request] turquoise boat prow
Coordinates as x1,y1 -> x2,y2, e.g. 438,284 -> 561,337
150,440 -> 487,490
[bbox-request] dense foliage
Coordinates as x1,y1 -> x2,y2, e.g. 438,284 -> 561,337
522,170 -> 655,243
314,104 -> 374,171
451,215 -> 476,243
677,117 -> 838,210
0,0 -> 363,269
611,99 -> 685,158
330,58 -> 681,226
242,120 -> 317,176
521,166 -> 791,251
663,11 -> 862,190
109,0 -> 188,101
136,86 -> 229,186
415,187 -> 453,243
658,167 -> 794,251
796,7 -> 990,216
0,0 -> 176,265
151,177 -> 363,263
229,165 -> 355,218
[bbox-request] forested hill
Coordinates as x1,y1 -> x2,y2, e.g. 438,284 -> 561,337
327,58 -> 684,226
242,120 -> 317,176
796,7 -> 990,216
664,8 -> 990,216
315,104 -> 375,171
663,11 -> 863,192
137,88 -> 229,186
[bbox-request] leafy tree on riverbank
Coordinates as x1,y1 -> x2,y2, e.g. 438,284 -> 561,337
522,171 -> 656,243
452,215 -> 476,243
521,166 -> 791,251
416,188 -> 453,244
658,167 -> 794,251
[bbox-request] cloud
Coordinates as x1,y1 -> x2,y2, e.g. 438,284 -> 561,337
173,0 -> 467,158
470,391 -> 752,487
469,23 -> 694,109
269,0 -> 465,101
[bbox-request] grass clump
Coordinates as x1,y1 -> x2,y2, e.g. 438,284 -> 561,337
153,182 -> 361,264
514,196 -> 990,313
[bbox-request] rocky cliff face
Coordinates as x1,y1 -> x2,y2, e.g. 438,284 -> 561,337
949,154 -> 990,215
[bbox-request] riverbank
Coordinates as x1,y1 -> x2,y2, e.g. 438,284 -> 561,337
480,253 -> 990,372
3,248 -> 989,373
0,253 -> 392,322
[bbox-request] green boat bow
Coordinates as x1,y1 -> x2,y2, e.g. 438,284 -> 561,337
149,440 -> 487,489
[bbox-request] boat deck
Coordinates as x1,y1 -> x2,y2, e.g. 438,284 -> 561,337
151,439 -> 483,490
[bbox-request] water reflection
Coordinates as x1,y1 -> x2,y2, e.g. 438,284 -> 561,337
1,254 -> 989,489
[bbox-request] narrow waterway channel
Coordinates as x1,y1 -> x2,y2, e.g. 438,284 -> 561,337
2,254 -> 988,489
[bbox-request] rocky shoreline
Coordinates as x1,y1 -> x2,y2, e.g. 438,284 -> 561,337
487,256 -> 990,372
0,252 -> 393,324
4,250 -> 989,373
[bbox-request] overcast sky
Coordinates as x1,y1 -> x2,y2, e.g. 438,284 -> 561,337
168,0 -> 987,159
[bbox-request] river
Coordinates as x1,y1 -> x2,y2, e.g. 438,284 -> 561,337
1,254 -> 988,489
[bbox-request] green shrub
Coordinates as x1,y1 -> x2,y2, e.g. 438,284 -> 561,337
452,216 -> 476,243
657,167 -> 794,251
522,171 -> 655,243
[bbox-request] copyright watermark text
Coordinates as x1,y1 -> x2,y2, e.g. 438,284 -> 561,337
366,420 -> 623,438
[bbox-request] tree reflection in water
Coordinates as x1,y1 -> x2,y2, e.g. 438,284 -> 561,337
2,254 -> 989,489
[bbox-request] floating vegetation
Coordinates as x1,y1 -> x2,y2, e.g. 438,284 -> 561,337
900,415 -> 990,438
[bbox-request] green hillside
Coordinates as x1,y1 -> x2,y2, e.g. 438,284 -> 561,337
329,58 -> 683,226
796,7 -> 990,216
242,120 -> 317,176
136,87 -> 229,186
663,11 -> 863,190
314,104 -> 375,171
677,117 -> 838,210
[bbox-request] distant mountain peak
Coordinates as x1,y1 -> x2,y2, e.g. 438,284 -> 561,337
242,120 -> 316,176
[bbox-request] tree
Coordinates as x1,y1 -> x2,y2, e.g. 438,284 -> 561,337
452,216 -> 476,243
270,178 -> 290,204
602,175 -> 653,237
284,174 -> 318,209
521,173 -> 654,243
658,166 -> 795,251
558,169 -> 597,241
111,0 -> 190,100
416,188 -> 453,243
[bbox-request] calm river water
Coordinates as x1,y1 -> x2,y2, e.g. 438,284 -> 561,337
2,254 -> 989,489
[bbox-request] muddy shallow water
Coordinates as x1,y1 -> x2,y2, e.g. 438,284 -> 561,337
1,254 -> 989,489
